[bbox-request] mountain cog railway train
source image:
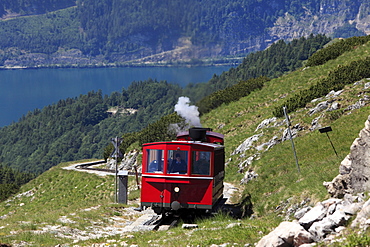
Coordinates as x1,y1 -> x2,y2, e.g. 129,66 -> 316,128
140,127 -> 225,215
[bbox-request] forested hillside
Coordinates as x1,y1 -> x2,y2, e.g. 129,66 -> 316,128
75,0 -> 289,55
0,80 -> 182,174
0,0 -> 368,67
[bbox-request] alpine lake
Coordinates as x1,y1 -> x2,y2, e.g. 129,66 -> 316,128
0,66 -> 233,127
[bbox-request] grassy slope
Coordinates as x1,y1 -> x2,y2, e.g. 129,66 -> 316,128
1,42 -> 370,246
0,161 -> 121,246
201,41 -> 370,235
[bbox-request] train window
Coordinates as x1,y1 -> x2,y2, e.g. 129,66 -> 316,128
167,150 -> 188,174
146,149 -> 164,173
191,151 -> 210,175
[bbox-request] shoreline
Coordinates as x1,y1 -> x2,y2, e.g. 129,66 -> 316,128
0,61 -> 240,70
0,53 -> 243,70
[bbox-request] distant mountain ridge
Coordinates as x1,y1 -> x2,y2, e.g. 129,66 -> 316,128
0,0 -> 369,67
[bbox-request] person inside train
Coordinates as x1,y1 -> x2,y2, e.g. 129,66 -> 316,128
192,158 -> 210,175
169,153 -> 187,174
148,159 -> 163,173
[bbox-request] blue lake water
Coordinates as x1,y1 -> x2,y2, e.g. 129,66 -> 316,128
0,66 -> 233,127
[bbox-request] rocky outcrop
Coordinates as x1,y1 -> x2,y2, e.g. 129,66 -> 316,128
269,0 -> 370,42
256,115 -> 370,246
232,134 -> 262,156
324,115 -> 370,197
256,194 -> 369,247
233,116 -> 304,184
256,221 -> 314,247
106,150 -> 140,171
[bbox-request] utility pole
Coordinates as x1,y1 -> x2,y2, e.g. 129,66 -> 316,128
283,106 -> 300,173
111,136 -> 123,203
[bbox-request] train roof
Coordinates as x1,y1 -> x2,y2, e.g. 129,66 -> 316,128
142,140 -> 224,149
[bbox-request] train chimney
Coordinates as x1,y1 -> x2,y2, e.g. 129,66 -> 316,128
177,127 -> 224,144
189,127 -> 210,142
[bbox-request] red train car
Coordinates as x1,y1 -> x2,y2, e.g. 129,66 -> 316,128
140,128 -> 225,215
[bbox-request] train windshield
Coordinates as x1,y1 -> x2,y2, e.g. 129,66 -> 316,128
167,150 -> 188,174
146,149 -> 164,173
191,151 -> 211,175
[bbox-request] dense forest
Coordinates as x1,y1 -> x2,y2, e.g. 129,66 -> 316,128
0,165 -> 34,202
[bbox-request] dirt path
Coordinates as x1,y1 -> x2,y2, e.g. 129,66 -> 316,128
62,160 -> 112,176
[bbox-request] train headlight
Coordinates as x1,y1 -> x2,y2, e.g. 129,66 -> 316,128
174,186 -> 180,193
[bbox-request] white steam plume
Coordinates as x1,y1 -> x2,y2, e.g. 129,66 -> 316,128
174,96 -> 202,127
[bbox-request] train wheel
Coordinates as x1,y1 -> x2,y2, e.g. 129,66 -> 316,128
153,206 -> 163,215
180,209 -> 196,223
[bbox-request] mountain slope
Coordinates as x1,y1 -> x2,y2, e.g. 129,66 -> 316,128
201,36 -> 370,235
0,0 -> 369,67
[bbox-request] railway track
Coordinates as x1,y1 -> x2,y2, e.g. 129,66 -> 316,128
123,212 -> 179,232
74,160 -> 141,176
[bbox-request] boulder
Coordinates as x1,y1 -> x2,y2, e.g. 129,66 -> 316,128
327,101 -> 340,111
326,209 -> 348,226
308,217 -> 334,241
351,198 -> 370,229
308,101 -> 329,115
307,199 -> 353,237
323,174 -> 351,198
255,117 -> 277,132
256,221 -> 313,247
232,134 -> 262,155
298,202 -> 327,230
341,202 -> 364,216
294,207 -> 312,220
